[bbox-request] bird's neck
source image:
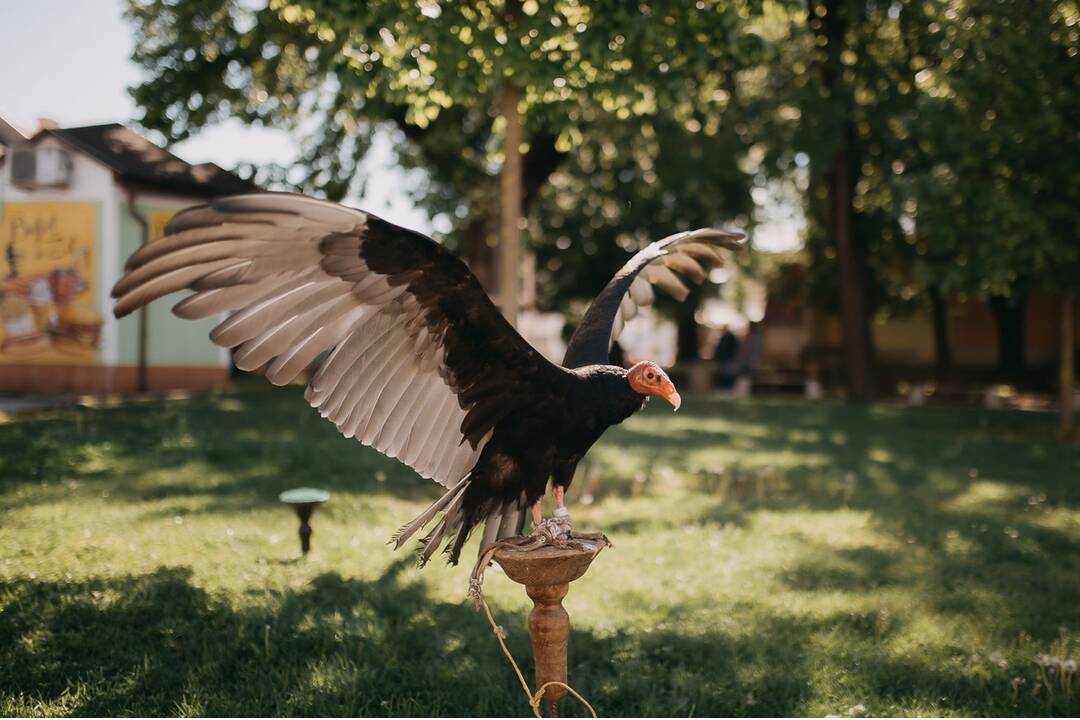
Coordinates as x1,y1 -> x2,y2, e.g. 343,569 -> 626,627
571,364 -> 645,425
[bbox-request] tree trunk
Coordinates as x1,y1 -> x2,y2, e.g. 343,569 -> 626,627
462,216 -> 495,294
816,0 -> 875,401
498,82 -> 522,326
1061,291 -> 1076,441
676,302 -> 701,363
832,146 -> 876,399
989,294 -> 1027,379
929,285 -> 952,378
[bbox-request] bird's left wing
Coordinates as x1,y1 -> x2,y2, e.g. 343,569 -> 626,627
112,192 -> 567,490
562,228 -> 745,368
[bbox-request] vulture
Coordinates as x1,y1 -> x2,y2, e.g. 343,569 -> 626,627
112,193 -> 743,565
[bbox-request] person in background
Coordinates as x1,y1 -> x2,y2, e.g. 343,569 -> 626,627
714,325 -> 739,392
734,321 -> 763,397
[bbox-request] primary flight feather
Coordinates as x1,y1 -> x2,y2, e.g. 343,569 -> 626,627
112,192 -> 743,564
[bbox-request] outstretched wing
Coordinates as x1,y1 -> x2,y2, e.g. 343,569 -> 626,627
562,228 -> 746,368
112,192 -> 566,489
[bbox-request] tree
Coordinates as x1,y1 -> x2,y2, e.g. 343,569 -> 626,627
762,0 -> 913,400
126,0 -> 769,210
764,0 -> 1078,410
127,0 -> 772,352
892,0 -> 1079,428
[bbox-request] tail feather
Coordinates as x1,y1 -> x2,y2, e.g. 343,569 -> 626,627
419,490 -> 466,566
497,491 -> 528,539
390,475 -> 470,549
476,491 -> 527,560
447,520 -> 472,565
477,507 -> 503,556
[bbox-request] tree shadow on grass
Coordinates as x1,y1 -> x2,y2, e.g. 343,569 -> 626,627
780,545 -> 898,592
2,560 -> 1061,716
0,560 -> 813,717
0,385 -> 436,513
3,392 -> 1079,713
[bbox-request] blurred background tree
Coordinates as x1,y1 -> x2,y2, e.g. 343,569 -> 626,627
127,0 -> 775,345
757,0 -> 1077,410
125,0 -> 1078,429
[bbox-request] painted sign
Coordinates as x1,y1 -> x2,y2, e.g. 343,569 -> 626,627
0,202 -> 101,364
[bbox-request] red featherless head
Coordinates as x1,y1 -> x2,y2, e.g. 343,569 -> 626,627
627,361 -> 681,411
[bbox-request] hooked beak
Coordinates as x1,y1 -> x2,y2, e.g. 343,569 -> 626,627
658,378 -> 682,412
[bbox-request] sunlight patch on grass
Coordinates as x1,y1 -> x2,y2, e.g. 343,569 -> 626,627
941,480 -> 1028,514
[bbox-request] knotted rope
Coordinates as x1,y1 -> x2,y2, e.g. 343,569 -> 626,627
467,527 -> 607,718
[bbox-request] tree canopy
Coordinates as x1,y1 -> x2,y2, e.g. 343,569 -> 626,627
127,0 -> 1080,393
128,0 -> 772,199
128,0 -> 779,356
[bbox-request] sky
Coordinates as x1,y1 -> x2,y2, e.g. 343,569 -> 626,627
0,0 -> 801,251
0,0 -> 431,231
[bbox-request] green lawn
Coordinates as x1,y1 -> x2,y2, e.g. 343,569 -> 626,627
1,384 -> 1078,717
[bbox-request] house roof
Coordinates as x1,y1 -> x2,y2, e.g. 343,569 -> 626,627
0,118 -> 28,161
37,123 -> 257,198
0,117 -> 28,148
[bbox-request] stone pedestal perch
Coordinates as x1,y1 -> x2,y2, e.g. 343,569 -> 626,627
491,536 -> 608,717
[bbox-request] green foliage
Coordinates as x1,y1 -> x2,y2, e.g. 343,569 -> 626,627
760,0 -> 1080,316
127,0 -> 772,197
125,0 -> 1080,339
126,0 -> 779,328
3,387 -> 1080,715
894,0 -> 1080,297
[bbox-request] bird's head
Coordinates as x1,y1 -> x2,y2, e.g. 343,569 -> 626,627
627,361 -> 682,411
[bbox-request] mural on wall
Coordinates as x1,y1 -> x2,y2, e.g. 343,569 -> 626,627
0,202 -> 101,364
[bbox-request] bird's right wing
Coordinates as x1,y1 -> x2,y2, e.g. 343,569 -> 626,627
562,228 -> 745,368
112,192 -> 568,491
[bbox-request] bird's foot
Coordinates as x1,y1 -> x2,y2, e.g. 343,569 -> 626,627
565,530 -> 613,549
532,507 -> 571,544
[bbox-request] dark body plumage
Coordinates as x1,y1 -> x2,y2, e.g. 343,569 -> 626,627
110,192 -> 742,567
449,364 -> 645,561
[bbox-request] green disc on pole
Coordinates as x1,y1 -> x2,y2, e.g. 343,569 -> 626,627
279,487 -> 330,505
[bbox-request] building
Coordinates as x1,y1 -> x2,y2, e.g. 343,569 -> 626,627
0,119 -> 255,394
759,260 -> 1079,392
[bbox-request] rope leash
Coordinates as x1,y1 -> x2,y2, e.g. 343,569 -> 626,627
468,533 -> 600,718
477,594 -> 597,718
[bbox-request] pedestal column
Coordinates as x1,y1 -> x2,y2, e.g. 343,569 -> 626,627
492,537 -> 608,716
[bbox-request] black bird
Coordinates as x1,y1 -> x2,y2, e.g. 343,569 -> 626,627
111,193 -> 743,564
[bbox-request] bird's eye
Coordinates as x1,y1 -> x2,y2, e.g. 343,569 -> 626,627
646,372 -> 655,381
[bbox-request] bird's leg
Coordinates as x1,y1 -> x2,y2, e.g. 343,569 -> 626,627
552,485 -> 567,515
552,484 -> 570,530
551,485 -> 612,547
530,491 -> 571,543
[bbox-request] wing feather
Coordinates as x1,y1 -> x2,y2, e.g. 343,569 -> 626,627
562,227 -> 745,368
661,252 -> 707,283
112,191 -> 565,489
171,274 -> 285,319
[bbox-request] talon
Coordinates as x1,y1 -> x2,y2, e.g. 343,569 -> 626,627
531,517 -> 571,543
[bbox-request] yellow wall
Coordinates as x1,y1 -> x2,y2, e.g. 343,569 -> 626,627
766,296 -> 1077,369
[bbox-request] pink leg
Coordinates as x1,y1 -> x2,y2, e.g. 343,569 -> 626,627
553,484 -> 565,509
531,498 -> 543,528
